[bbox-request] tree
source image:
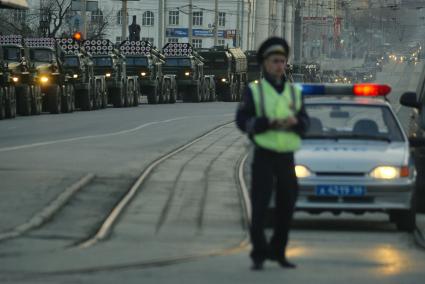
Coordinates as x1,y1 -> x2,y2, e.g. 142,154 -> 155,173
39,0 -> 73,37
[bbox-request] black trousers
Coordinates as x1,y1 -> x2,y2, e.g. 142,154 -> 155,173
250,147 -> 299,262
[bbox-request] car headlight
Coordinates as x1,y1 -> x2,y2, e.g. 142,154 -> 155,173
105,73 -> 111,78
369,166 -> 409,179
12,76 -> 19,83
141,72 -> 147,76
40,76 -> 49,83
295,165 -> 312,178
184,71 -> 190,76
73,74 -> 78,79
221,78 -> 227,82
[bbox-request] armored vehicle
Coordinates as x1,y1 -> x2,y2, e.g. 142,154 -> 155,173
120,40 -> 177,104
58,38 -> 107,110
24,37 -> 74,114
162,43 -> 215,102
245,50 -> 260,83
1,35 -> 42,116
83,39 -> 138,108
198,46 -> 247,102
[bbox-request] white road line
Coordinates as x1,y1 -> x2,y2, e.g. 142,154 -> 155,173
0,114 -> 233,153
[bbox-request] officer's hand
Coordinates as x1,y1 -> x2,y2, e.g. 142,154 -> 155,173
270,117 -> 298,130
254,117 -> 270,133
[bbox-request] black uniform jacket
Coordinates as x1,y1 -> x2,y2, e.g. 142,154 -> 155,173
236,75 -> 310,143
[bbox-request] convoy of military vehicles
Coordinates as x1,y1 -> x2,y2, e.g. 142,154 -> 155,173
1,33 -> 393,121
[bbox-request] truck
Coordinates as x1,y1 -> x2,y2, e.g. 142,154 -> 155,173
24,37 -> 74,114
0,39 -> 17,119
57,38 -> 107,111
245,50 -> 260,83
162,43 -> 215,103
83,39 -> 138,108
198,46 -> 247,102
1,35 -> 42,116
120,40 -> 177,104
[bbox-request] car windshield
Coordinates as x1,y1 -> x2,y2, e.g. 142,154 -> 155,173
164,58 -> 191,67
304,104 -> 404,142
126,57 -> 148,66
92,56 -> 112,67
3,47 -> 20,61
64,56 -> 79,67
31,49 -> 53,62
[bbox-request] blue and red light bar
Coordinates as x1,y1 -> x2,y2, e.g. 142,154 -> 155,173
300,84 -> 391,97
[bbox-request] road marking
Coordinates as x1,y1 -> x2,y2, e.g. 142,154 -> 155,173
0,114 -> 233,153
0,173 -> 95,242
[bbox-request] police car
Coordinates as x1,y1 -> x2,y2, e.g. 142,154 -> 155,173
295,84 -> 424,232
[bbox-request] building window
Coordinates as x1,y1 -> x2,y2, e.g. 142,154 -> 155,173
218,39 -> 225,46
168,11 -> 179,26
117,10 -> 128,25
91,9 -> 103,25
13,9 -> 26,23
116,36 -> 122,43
193,11 -> 203,26
218,12 -> 225,27
168,38 -> 178,43
192,39 -> 202,48
142,11 -> 154,26
142,37 -> 154,43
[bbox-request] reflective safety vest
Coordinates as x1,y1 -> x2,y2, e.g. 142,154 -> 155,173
250,79 -> 303,153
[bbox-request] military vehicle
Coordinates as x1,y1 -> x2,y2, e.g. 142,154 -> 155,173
198,46 -> 247,102
0,38 -> 17,119
24,37 -> 74,114
120,40 -> 177,104
83,39 -> 138,108
0,35 -> 42,116
245,50 -> 260,83
57,38 -> 107,110
162,43 -> 215,102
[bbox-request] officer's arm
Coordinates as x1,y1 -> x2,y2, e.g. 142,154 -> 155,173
236,87 -> 269,135
290,97 -> 310,136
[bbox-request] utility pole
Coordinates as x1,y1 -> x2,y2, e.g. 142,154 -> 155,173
214,0 -> 218,46
122,0 -> 128,41
236,0 -> 240,47
159,0 -> 164,48
188,0 -> 193,43
81,0 -> 87,38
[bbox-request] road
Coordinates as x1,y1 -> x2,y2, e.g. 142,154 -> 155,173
0,63 -> 425,283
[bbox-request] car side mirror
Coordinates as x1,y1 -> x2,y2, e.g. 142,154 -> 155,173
409,136 -> 425,148
400,92 -> 421,109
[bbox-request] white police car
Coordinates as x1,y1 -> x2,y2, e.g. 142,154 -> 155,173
295,84 -> 423,231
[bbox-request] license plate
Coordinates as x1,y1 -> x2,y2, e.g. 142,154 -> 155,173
315,185 -> 366,196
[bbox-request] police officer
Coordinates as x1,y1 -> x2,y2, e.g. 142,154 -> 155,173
236,37 -> 309,270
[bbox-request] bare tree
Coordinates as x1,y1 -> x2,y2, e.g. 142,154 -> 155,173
39,0 -> 73,37
87,9 -> 115,39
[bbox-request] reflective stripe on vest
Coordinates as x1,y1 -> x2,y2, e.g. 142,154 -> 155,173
250,79 -> 302,153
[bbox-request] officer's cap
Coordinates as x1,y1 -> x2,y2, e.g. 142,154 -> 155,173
257,37 -> 290,64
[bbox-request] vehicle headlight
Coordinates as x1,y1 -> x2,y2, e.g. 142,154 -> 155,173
295,165 -> 312,178
184,71 -> 190,76
40,76 -> 49,83
254,80 -> 259,84
12,76 -> 19,83
221,78 -> 227,82
141,72 -> 147,76
73,74 -> 78,79
369,166 -> 409,179
105,73 -> 111,78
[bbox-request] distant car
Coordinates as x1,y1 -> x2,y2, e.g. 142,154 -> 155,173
292,83 -> 425,231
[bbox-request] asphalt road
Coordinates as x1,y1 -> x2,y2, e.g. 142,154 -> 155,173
1,62 -> 425,283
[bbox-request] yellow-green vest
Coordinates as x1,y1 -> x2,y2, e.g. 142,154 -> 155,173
250,79 -> 302,153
